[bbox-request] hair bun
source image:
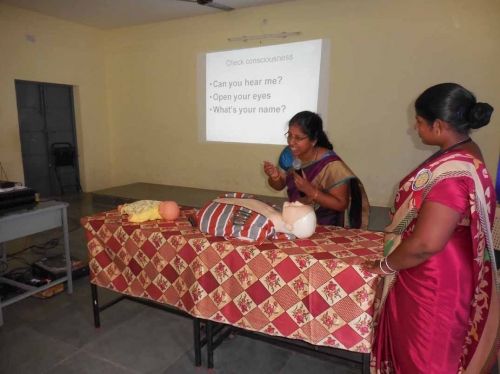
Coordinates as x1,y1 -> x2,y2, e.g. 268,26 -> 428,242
467,102 -> 494,129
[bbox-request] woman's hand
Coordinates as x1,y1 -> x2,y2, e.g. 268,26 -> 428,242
263,161 -> 280,180
292,172 -> 315,196
362,259 -> 391,276
374,201 -> 462,271
264,161 -> 286,191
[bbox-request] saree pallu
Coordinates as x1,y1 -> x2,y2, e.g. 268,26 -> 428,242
285,151 -> 370,229
372,151 -> 499,373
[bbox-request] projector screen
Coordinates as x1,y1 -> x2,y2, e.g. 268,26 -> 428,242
203,39 -> 330,145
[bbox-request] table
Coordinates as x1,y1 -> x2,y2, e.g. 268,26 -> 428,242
0,201 -> 72,325
82,208 -> 384,354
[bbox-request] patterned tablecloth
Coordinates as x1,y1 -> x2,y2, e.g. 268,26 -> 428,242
81,208 -> 384,353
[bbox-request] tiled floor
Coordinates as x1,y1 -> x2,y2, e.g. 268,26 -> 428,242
1,185 -> 497,373
1,187 -> 378,374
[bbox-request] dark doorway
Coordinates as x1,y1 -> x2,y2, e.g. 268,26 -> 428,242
15,80 -> 81,197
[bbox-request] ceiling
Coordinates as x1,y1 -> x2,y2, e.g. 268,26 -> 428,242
1,0 -> 295,29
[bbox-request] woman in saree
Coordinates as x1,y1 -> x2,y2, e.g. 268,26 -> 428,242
263,111 -> 369,228
366,83 -> 498,373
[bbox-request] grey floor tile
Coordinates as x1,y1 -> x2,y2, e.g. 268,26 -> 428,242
2,288 -> 74,325
159,350 -> 206,374
207,335 -> 292,374
0,283 -> 84,335
1,277 -> 119,329
162,334 -> 362,374
46,350 -> 139,374
83,307 -> 193,373
27,296 -> 147,348
0,326 -> 77,374
280,351 -> 359,374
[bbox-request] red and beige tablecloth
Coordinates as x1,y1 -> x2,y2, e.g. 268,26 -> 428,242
81,208 -> 383,353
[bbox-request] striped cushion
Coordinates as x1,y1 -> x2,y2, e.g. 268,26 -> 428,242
196,192 -> 282,243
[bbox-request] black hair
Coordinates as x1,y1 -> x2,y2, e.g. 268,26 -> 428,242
415,83 -> 493,134
288,111 -> 333,150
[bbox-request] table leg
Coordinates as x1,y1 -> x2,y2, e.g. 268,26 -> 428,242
362,353 -> 370,374
193,318 -> 201,367
91,283 -> 100,328
207,320 -> 214,369
62,207 -> 73,294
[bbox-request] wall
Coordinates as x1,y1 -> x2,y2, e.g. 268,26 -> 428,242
1,0 -> 498,207
105,0 -> 499,206
0,4 -> 111,191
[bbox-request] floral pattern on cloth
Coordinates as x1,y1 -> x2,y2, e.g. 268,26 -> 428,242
81,208 -> 385,352
372,151 -> 499,374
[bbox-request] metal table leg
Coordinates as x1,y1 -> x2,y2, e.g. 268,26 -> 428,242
91,283 -> 100,328
62,206 -> 73,294
362,353 -> 370,374
207,320 -> 214,369
193,318 -> 201,367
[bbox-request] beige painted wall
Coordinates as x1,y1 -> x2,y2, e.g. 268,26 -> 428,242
1,0 -> 498,206
105,0 -> 499,206
0,4 -> 111,191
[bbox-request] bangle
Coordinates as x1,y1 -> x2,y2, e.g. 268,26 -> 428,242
378,258 -> 396,275
378,259 -> 391,274
384,256 -> 397,273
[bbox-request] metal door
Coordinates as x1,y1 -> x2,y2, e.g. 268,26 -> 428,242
15,80 -> 80,197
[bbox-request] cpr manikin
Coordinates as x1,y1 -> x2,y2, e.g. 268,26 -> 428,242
214,198 -> 317,239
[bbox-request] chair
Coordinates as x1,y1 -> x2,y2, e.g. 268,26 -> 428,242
51,142 -> 81,194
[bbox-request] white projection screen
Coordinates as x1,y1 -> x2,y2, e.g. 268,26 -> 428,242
201,39 -> 330,145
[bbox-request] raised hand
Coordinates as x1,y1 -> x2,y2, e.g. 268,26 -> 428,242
263,161 -> 280,180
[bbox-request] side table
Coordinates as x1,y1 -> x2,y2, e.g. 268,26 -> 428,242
0,200 -> 72,325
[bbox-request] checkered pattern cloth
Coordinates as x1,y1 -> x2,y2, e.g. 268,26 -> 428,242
81,208 -> 384,353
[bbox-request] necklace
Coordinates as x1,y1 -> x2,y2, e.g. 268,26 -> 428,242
420,137 -> 472,167
300,147 -> 319,164
436,137 -> 471,157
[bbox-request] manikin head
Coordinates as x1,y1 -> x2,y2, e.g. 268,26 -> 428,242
281,201 -> 316,238
159,201 -> 180,220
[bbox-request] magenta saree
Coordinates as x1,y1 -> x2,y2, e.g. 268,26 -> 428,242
372,151 -> 499,373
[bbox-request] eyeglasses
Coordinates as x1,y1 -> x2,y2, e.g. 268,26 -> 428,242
285,131 -> 308,143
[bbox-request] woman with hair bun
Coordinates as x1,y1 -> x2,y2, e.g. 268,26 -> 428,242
263,110 -> 369,229
366,83 -> 498,373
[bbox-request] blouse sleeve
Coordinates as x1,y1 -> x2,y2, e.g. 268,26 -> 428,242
425,177 -> 471,215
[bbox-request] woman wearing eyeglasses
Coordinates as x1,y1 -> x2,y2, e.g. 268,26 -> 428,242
263,110 -> 369,229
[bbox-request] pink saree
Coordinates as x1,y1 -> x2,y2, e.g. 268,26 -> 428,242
372,150 -> 499,373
